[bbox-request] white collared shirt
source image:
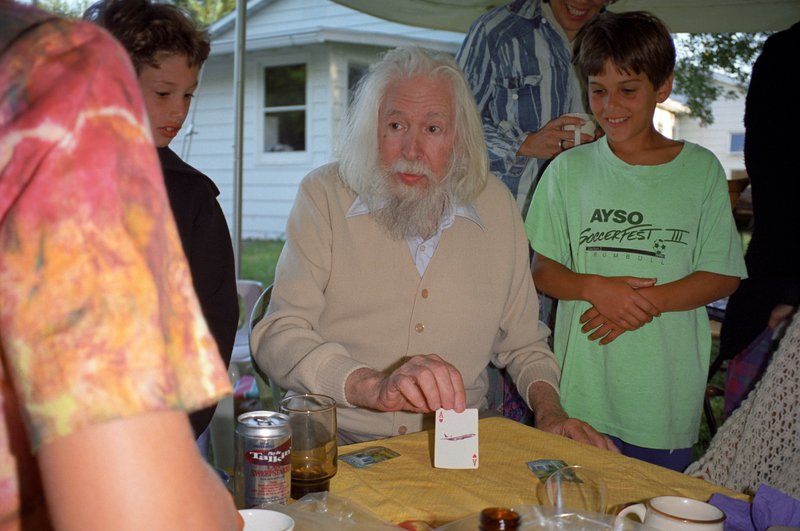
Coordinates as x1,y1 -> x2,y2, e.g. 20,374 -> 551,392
346,196 -> 484,276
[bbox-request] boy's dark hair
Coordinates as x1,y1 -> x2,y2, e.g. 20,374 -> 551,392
573,11 -> 675,89
543,0 -> 620,6
84,0 -> 209,74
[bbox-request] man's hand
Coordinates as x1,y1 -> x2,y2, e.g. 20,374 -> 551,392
537,416 -> 620,453
517,115 -> 594,160
528,382 -> 619,453
345,354 -> 467,413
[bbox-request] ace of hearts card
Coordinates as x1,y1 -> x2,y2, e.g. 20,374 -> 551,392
434,408 -> 479,469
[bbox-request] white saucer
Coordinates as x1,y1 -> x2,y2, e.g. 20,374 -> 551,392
238,508 -> 295,530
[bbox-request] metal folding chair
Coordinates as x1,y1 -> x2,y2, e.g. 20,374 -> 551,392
704,297 -> 728,437
248,284 -> 285,411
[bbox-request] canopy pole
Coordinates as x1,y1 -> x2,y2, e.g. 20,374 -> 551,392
232,0 -> 247,277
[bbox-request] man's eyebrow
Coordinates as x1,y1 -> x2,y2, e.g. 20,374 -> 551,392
380,108 -> 450,121
382,108 -> 404,117
425,110 -> 449,120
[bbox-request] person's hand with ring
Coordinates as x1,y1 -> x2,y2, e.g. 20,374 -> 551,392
517,114 -> 591,159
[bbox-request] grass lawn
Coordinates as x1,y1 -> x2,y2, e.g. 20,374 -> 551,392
238,237 -> 728,461
239,238 -> 285,288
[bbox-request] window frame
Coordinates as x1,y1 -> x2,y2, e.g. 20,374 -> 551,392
729,131 -> 745,153
256,55 -> 311,165
346,61 -> 369,108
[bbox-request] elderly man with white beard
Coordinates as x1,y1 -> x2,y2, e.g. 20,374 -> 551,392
251,47 -> 616,450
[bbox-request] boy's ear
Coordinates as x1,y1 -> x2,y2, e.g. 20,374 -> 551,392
656,73 -> 674,103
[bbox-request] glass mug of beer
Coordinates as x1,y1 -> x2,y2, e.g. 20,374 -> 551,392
279,393 -> 337,499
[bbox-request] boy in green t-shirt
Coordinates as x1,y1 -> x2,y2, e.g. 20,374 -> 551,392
525,11 -> 747,471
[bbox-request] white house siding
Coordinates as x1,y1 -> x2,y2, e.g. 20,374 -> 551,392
173,0 -> 463,239
674,79 -> 747,181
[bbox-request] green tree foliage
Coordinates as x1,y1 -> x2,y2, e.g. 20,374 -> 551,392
32,0 -> 234,27
171,0 -> 235,28
674,32 -> 769,125
32,0 -> 92,18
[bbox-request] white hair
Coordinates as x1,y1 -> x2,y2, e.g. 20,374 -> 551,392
336,47 -> 489,204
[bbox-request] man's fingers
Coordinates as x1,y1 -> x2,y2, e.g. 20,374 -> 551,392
599,328 -> 624,345
419,356 -> 466,411
586,325 -> 612,341
392,373 -> 435,411
591,432 -> 620,453
389,355 -> 466,412
559,419 -> 619,452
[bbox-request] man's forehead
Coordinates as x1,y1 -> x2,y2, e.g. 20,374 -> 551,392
380,76 -> 454,116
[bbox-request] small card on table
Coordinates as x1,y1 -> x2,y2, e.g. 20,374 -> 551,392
434,408 -> 479,469
339,446 -> 401,468
527,458 -> 569,483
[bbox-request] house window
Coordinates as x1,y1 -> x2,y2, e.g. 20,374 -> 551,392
263,64 -> 306,152
347,63 -> 368,106
730,132 -> 745,153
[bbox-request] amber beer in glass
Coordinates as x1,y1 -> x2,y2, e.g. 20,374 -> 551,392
279,394 -> 337,499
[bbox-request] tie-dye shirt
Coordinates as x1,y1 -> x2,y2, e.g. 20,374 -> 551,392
0,8 -> 232,528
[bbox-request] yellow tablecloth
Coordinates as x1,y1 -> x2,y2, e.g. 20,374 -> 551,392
329,417 -> 747,527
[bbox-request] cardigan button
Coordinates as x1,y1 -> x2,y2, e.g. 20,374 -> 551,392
421,289 -> 429,299
414,323 -> 425,333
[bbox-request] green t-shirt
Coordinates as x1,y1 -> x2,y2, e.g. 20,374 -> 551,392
525,137 -> 747,449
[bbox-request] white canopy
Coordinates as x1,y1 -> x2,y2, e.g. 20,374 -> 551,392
331,0 -> 800,34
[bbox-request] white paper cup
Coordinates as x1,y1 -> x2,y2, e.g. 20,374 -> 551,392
562,112 -> 597,145
239,509 -> 295,531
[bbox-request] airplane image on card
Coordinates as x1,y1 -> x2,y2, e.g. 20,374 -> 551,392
442,433 -> 476,441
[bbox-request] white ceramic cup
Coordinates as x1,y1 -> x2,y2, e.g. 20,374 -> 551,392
238,509 -> 295,531
561,112 -> 597,146
615,496 -> 725,531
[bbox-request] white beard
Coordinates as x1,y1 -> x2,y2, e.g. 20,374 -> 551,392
362,159 -> 455,241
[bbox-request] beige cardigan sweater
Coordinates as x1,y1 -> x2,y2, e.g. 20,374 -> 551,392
252,163 -> 559,441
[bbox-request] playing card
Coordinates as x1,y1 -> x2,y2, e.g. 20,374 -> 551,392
526,459 -> 570,483
434,408 -> 479,469
339,446 -> 400,468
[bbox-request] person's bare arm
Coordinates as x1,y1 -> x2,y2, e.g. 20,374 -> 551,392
580,271 -> 739,344
345,354 -> 466,414
39,410 -> 242,531
532,253 -> 660,329
637,271 -> 740,313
